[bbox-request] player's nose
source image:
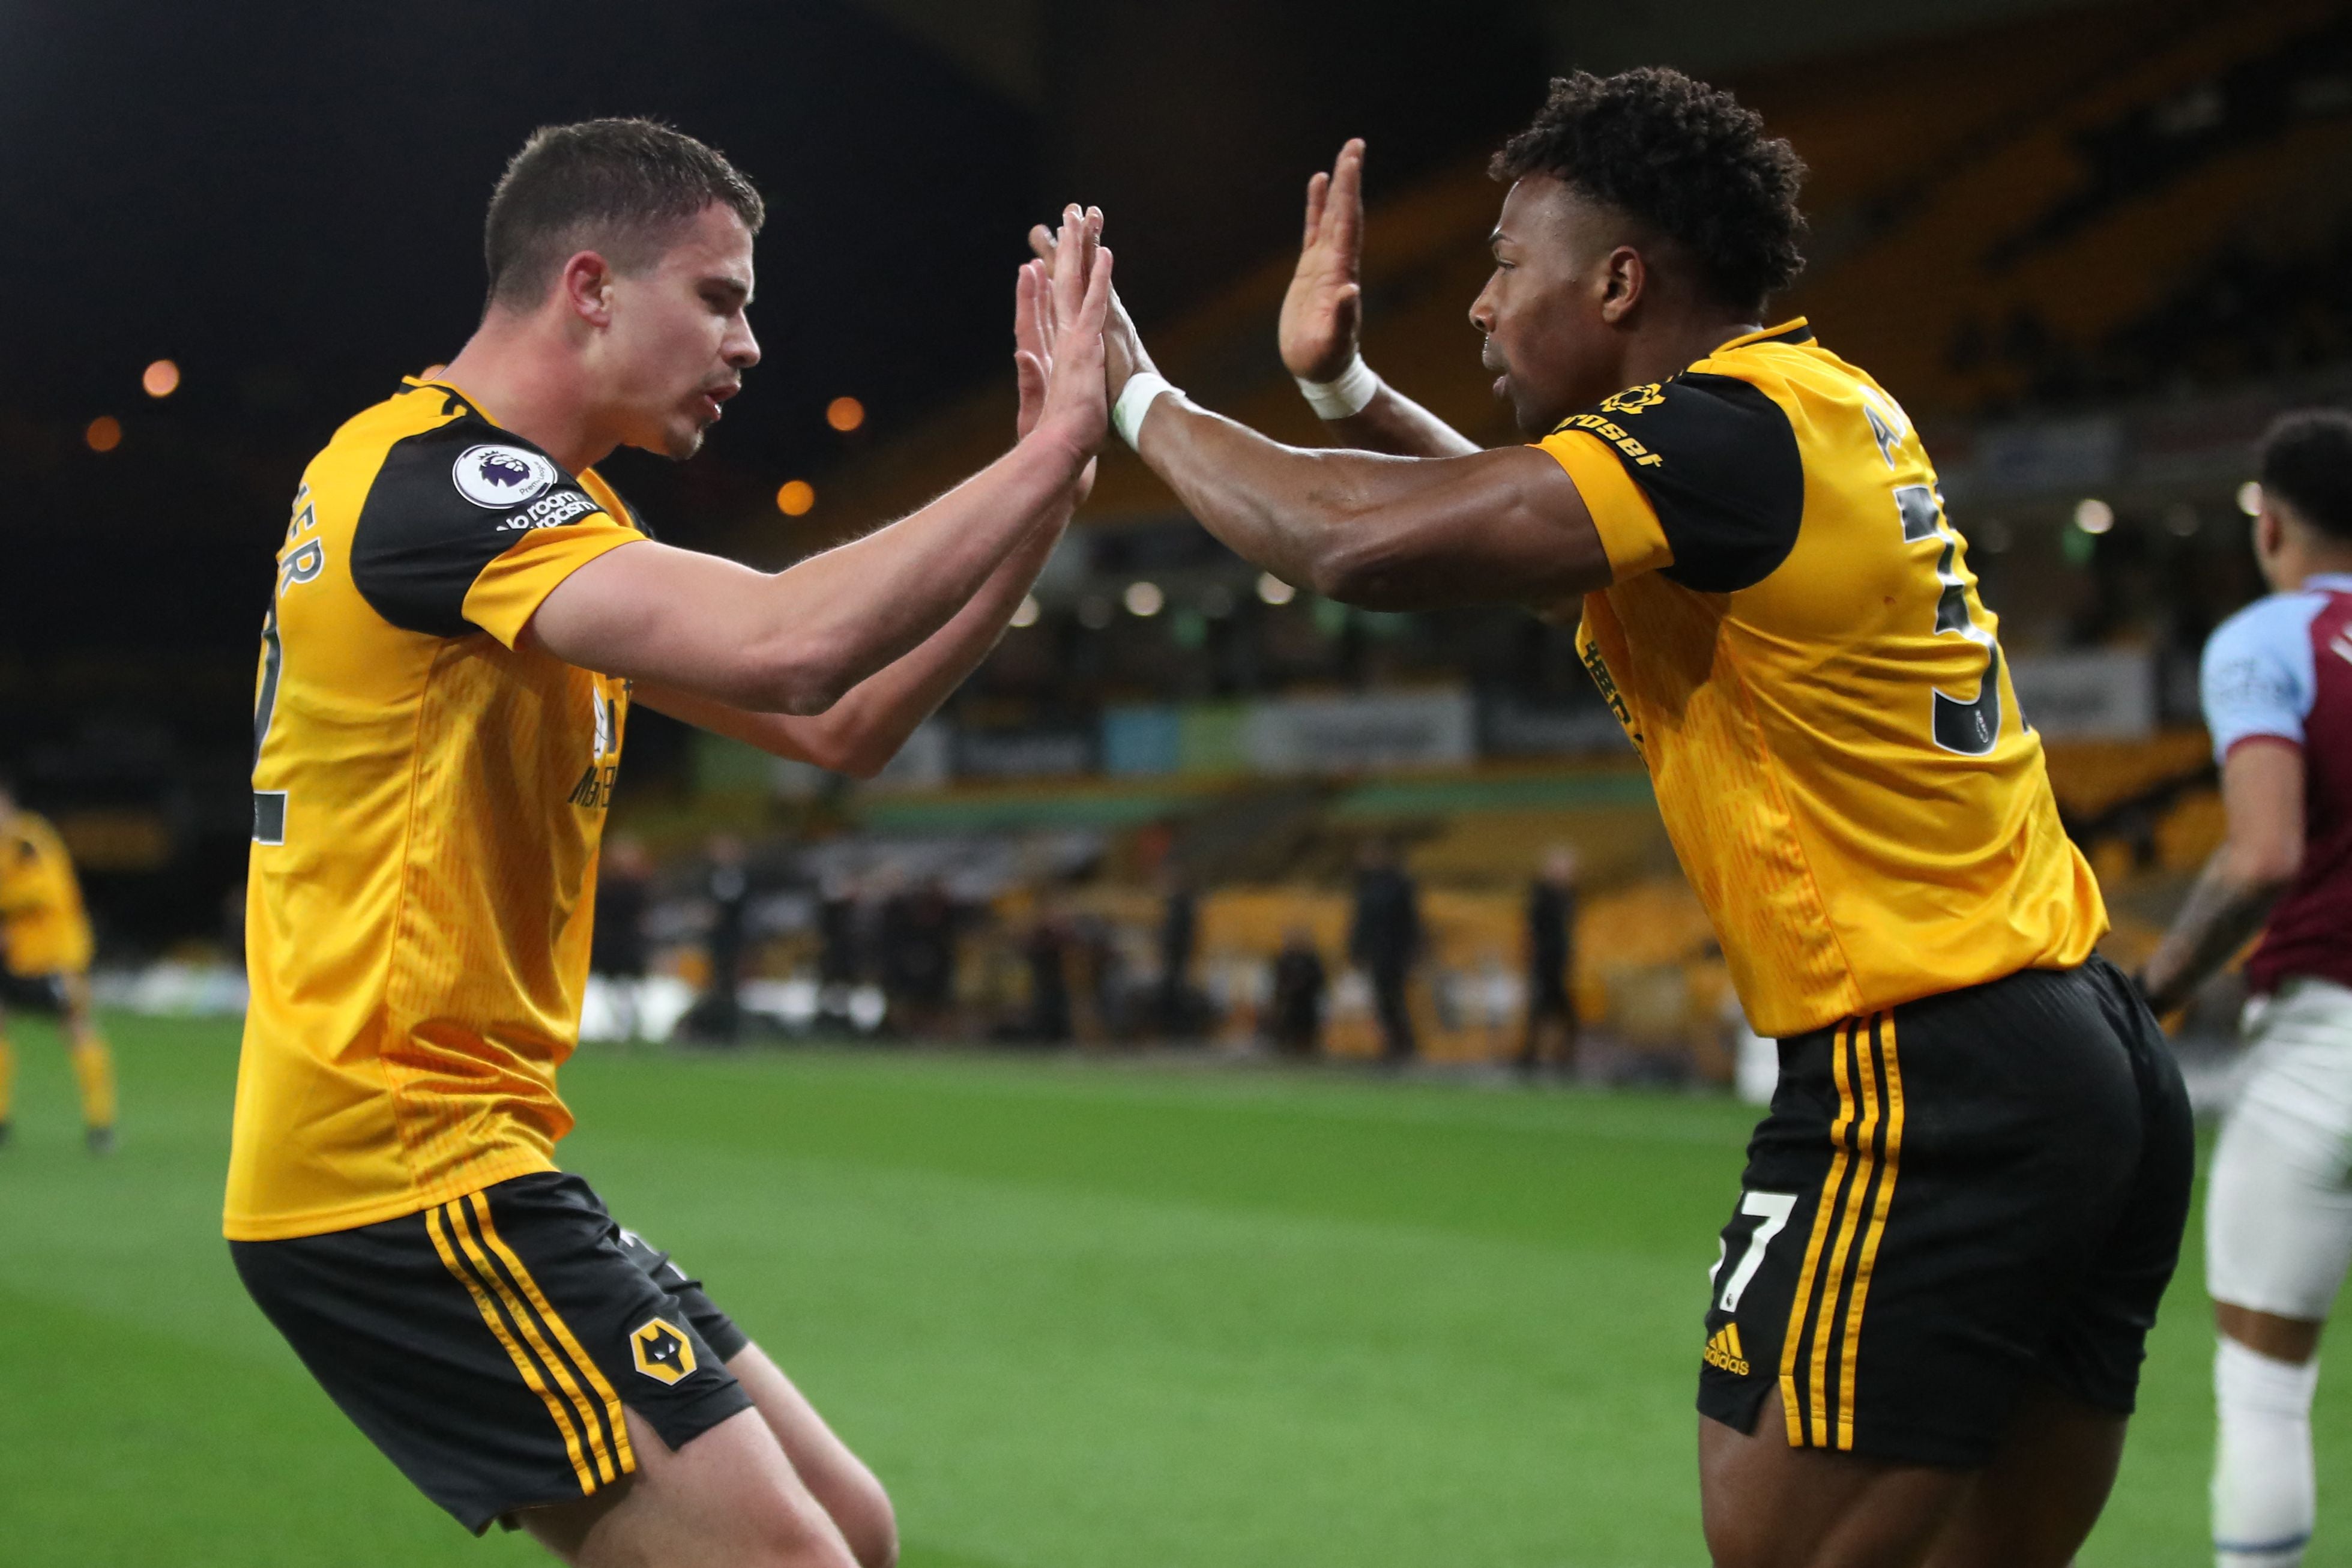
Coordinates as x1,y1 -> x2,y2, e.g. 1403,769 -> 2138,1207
728,321 -> 761,370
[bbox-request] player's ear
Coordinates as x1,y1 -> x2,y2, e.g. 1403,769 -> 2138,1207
1597,245 -> 1643,325
557,250 -> 617,328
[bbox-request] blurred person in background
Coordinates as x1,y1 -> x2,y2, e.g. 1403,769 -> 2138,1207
228,114 -> 1114,1564
1349,839 -> 1422,1064
0,774 -> 118,1153
879,877 -> 959,1037
1021,897 -> 1075,1045
1519,844 -> 1581,1076
1040,65 -> 2189,1566
590,835 -> 654,1041
1268,925 -> 1328,1057
1154,864 -> 1199,1037
687,833 -> 751,1045
2139,410 -> 2352,1568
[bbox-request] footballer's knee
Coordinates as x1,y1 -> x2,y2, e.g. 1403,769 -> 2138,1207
827,1464 -> 897,1568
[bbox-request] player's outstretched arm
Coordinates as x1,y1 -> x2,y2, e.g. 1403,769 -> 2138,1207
1277,139 -> 1480,460
630,257 -> 1090,778
528,211 -> 1114,752
2138,739 -> 2305,1013
1049,237 -> 1607,613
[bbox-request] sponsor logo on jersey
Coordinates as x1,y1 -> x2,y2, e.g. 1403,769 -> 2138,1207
496,487 -> 599,532
1599,383 -> 1665,416
629,1316 -> 698,1385
1702,1322 -> 1750,1377
1556,410 -> 1663,468
453,443 -> 558,509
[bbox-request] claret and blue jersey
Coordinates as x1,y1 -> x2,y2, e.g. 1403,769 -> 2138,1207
2201,571 -> 2352,995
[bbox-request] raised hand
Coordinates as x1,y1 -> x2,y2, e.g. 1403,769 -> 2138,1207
1028,214 -> 1151,400
1278,139 -> 1366,383
1028,205 -> 1114,457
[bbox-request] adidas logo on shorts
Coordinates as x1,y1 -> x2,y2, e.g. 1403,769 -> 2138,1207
1702,1323 -> 1752,1377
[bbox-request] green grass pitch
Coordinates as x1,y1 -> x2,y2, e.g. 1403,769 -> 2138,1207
3,1015 -> 2347,1566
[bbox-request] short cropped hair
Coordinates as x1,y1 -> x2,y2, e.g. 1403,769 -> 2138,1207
484,118 -> 764,310
1491,68 -> 1807,315
2260,409 -> 2352,541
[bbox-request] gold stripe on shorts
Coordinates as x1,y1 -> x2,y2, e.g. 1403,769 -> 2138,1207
425,1202 -> 597,1494
1779,1013 -> 1904,1449
442,1196 -> 625,1485
1778,1019 -> 1857,1447
1836,1013 -> 1905,1450
468,1190 -> 638,1477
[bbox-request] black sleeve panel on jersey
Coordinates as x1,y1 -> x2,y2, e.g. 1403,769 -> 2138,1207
350,417 -> 604,638
1574,372 -> 1805,594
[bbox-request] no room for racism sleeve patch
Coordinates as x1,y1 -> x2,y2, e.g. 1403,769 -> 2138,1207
351,418 -> 612,639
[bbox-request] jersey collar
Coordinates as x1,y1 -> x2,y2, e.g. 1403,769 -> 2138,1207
2304,572 -> 2352,594
1714,318 -> 1814,352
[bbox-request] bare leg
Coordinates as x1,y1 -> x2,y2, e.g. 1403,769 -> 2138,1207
1699,1386 -> 1969,1568
728,1343 -> 898,1568
2218,1302 -> 2324,1364
1922,1383 -> 2126,1568
519,1404 -> 861,1568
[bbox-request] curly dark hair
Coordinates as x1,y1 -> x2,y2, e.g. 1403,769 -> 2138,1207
2260,408 -> 2352,541
1491,68 -> 1807,313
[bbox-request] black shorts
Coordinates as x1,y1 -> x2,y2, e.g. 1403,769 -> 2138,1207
232,1172 -> 755,1533
1696,956 -> 2193,1467
0,971 -> 70,1012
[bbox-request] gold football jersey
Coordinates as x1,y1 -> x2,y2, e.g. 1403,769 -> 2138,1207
1539,320 -> 2105,1039
0,812 -> 95,977
226,378 -> 645,1242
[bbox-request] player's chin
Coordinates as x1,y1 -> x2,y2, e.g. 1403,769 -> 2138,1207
657,418 -> 710,462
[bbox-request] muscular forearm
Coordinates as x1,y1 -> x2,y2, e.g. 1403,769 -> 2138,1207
1136,397 -> 1446,600
1130,394 -> 1600,612
648,510 -> 1067,778
769,432 -> 1087,710
2140,851 -> 2290,1013
1319,384 -> 1481,459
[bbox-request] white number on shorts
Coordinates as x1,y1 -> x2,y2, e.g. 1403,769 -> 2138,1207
1713,1190 -> 1797,1313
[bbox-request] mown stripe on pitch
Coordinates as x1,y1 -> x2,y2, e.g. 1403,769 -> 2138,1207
1779,1019 -> 1855,1447
468,1190 -> 638,1477
425,1202 -> 597,1494
1837,1013 -> 1905,1452
447,1198 -> 618,1485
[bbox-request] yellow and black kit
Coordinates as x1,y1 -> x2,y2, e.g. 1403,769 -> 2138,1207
1539,320 -> 2106,1041
0,811 -> 94,982
1536,323 -> 2193,1461
229,378 -> 643,1242
232,1172 -> 752,1533
1695,958 -> 2190,1464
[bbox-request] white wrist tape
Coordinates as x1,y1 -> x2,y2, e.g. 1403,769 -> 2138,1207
1295,353 -> 1382,420
1112,371 -> 1178,451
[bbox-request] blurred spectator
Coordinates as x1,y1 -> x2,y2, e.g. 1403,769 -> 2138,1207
1267,926 -> 1327,1057
1021,902 -> 1074,1044
817,869 -> 861,988
1155,866 -> 1201,1037
1349,839 -> 1422,1064
1519,844 -> 1581,1075
591,836 -> 654,1040
684,834 -> 750,1045
880,878 -> 960,1037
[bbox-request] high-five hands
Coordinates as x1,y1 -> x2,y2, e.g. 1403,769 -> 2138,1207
1028,213 -> 1153,403
1012,205 -> 1116,461
1278,139 -> 1366,384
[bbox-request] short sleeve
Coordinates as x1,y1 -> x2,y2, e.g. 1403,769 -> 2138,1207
2202,594 -> 2319,762
1533,372 -> 1804,594
351,421 -> 644,646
